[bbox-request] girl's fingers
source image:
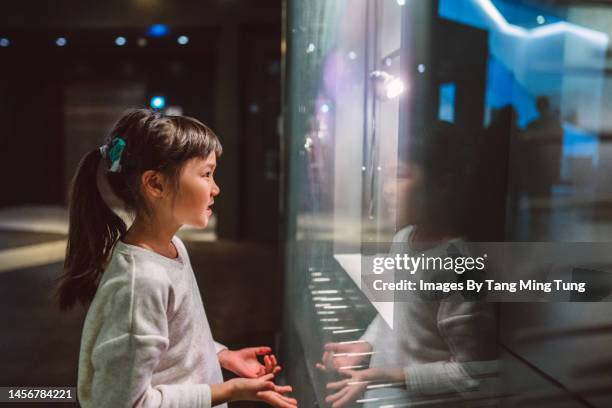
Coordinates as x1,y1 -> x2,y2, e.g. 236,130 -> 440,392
265,355 -> 281,374
274,385 -> 293,394
278,394 -> 298,405
264,355 -> 271,370
257,391 -> 298,408
255,346 -> 273,355
250,380 -> 275,393
259,373 -> 275,382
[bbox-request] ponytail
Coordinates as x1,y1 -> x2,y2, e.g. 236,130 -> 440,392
55,149 -> 126,310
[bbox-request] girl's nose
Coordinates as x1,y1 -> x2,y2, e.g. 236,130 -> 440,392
212,181 -> 221,196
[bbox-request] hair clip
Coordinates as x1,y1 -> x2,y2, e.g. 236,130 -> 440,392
99,137 -> 126,173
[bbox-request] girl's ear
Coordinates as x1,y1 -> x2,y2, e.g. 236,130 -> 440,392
141,170 -> 167,199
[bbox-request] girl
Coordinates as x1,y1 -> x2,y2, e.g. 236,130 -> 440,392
55,108 -> 297,408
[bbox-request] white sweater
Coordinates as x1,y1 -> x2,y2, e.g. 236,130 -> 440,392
77,236 -> 228,408
361,226 -> 498,404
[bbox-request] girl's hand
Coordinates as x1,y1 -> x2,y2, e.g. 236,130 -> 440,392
218,347 -> 281,378
211,375 -> 273,406
256,381 -> 298,408
224,374 -> 298,407
257,390 -> 298,408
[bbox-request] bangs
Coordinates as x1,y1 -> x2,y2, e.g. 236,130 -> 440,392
171,115 -> 223,161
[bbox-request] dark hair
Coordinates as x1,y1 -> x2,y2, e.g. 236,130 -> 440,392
55,108 -> 222,310
404,121 -> 473,237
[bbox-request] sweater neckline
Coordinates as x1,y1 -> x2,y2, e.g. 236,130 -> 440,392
114,235 -> 186,269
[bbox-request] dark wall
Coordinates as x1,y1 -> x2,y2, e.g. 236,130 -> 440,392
239,25 -> 282,242
0,67 -> 64,206
0,1 -> 282,242
0,29 -> 217,206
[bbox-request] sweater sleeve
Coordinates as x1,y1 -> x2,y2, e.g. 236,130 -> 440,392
360,314 -> 383,346
404,301 -> 498,396
213,341 -> 228,354
90,333 -> 212,407
87,266 -> 214,408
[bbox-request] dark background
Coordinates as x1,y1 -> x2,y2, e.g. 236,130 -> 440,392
0,0 -> 283,242
0,1 -> 286,406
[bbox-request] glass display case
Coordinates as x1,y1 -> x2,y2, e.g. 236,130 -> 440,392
282,1 -> 612,407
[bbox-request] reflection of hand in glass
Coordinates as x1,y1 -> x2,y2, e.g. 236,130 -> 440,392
324,367 -> 405,408
315,341 -> 373,373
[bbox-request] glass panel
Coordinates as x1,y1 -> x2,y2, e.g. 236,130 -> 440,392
283,1 -> 612,406
440,0 -> 611,242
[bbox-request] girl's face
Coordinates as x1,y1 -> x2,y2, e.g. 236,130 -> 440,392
173,151 -> 220,229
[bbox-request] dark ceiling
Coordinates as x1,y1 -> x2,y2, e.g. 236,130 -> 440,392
0,0 -> 281,30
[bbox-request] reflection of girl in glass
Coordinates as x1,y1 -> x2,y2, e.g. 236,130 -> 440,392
317,122 -> 498,407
